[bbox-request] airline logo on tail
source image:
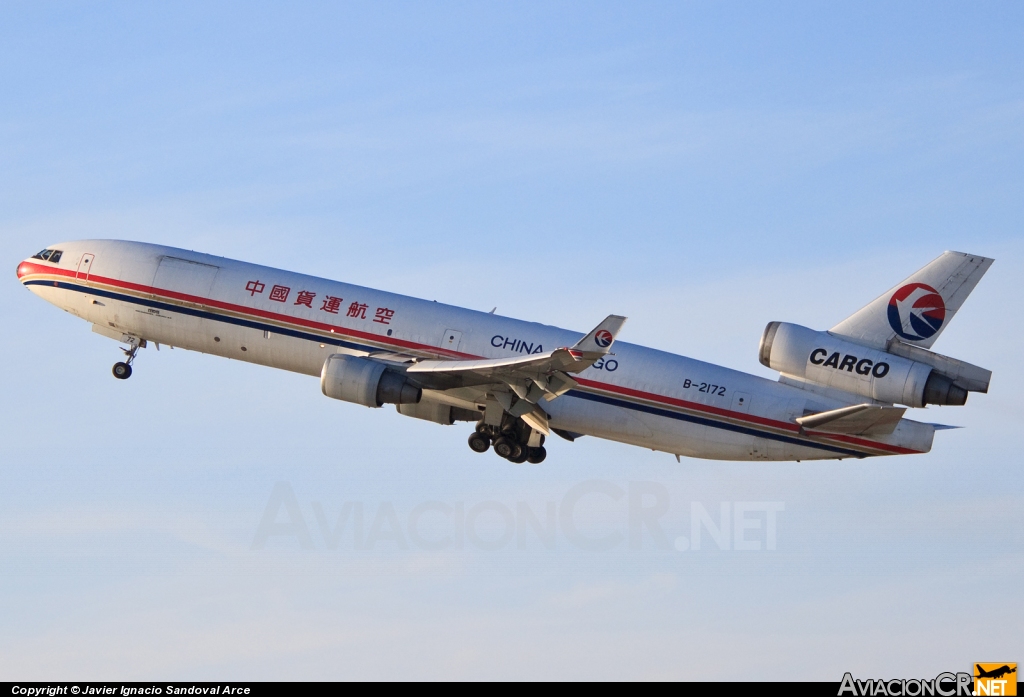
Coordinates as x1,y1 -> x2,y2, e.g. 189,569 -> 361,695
594,329 -> 614,348
887,283 -> 946,341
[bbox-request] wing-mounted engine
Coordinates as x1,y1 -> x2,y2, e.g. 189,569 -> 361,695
759,321 -> 990,408
321,354 -> 422,408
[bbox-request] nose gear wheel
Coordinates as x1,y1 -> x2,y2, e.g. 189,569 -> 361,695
112,339 -> 143,380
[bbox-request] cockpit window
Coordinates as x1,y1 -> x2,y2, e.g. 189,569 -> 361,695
30,249 -> 62,263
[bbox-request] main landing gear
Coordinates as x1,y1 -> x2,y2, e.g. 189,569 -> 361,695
468,422 -> 547,464
112,340 -> 144,380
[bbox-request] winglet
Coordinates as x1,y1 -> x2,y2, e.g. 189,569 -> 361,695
572,315 -> 627,356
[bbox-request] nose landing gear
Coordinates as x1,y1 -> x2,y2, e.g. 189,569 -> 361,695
112,339 -> 144,380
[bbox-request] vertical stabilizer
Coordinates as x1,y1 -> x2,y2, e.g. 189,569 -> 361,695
830,251 -> 993,350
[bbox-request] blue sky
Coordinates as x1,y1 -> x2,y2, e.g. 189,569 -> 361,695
1,2 -> 1021,680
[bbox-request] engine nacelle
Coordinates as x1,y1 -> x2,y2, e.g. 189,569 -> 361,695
320,354 -> 421,408
759,322 -> 968,408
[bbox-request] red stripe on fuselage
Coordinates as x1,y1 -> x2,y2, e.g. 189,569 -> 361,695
19,260 -> 921,455
573,378 -> 918,455
18,260 -> 472,359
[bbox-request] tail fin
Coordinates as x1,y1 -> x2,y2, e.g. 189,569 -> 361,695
830,251 -> 994,350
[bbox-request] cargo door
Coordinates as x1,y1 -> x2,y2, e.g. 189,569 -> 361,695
152,256 -> 220,300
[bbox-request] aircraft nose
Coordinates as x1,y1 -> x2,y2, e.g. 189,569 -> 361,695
16,260 -> 32,281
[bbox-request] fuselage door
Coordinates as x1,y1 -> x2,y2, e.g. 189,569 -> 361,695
440,329 -> 463,354
152,256 -> 220,300
76,253 -> 95,281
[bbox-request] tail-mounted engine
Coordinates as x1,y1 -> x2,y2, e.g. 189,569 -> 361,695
759,322 -> 990,408
321,354 -> 421,408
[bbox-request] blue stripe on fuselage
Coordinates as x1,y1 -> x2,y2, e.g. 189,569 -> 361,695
27,278 -> 869,458
567,391 -> 864,458
26,279 -> 376,354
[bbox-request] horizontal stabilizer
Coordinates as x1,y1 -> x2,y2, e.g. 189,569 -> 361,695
796,403 -> 907,436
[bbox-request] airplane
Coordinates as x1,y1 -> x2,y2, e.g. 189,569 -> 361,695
16,241 -> 993,464
975,665 -> 1016,680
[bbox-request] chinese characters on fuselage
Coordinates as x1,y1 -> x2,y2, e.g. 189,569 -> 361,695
244,280 -> 394,325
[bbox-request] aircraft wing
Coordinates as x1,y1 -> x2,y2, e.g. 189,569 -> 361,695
409,346 -> 590,381
796,403 -> 907,436
409,314 -> 625,380
405,315 -> 626,433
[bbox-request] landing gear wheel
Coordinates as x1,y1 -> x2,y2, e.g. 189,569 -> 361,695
508,449 -> 529,464
507,441 -> 523,460
527,446 -> 547,464
468,432 -> 490,453
113,339 -> 143,380
492,436 -> 514,459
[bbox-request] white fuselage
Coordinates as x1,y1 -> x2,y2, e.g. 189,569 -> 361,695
17,240 -> 935,460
